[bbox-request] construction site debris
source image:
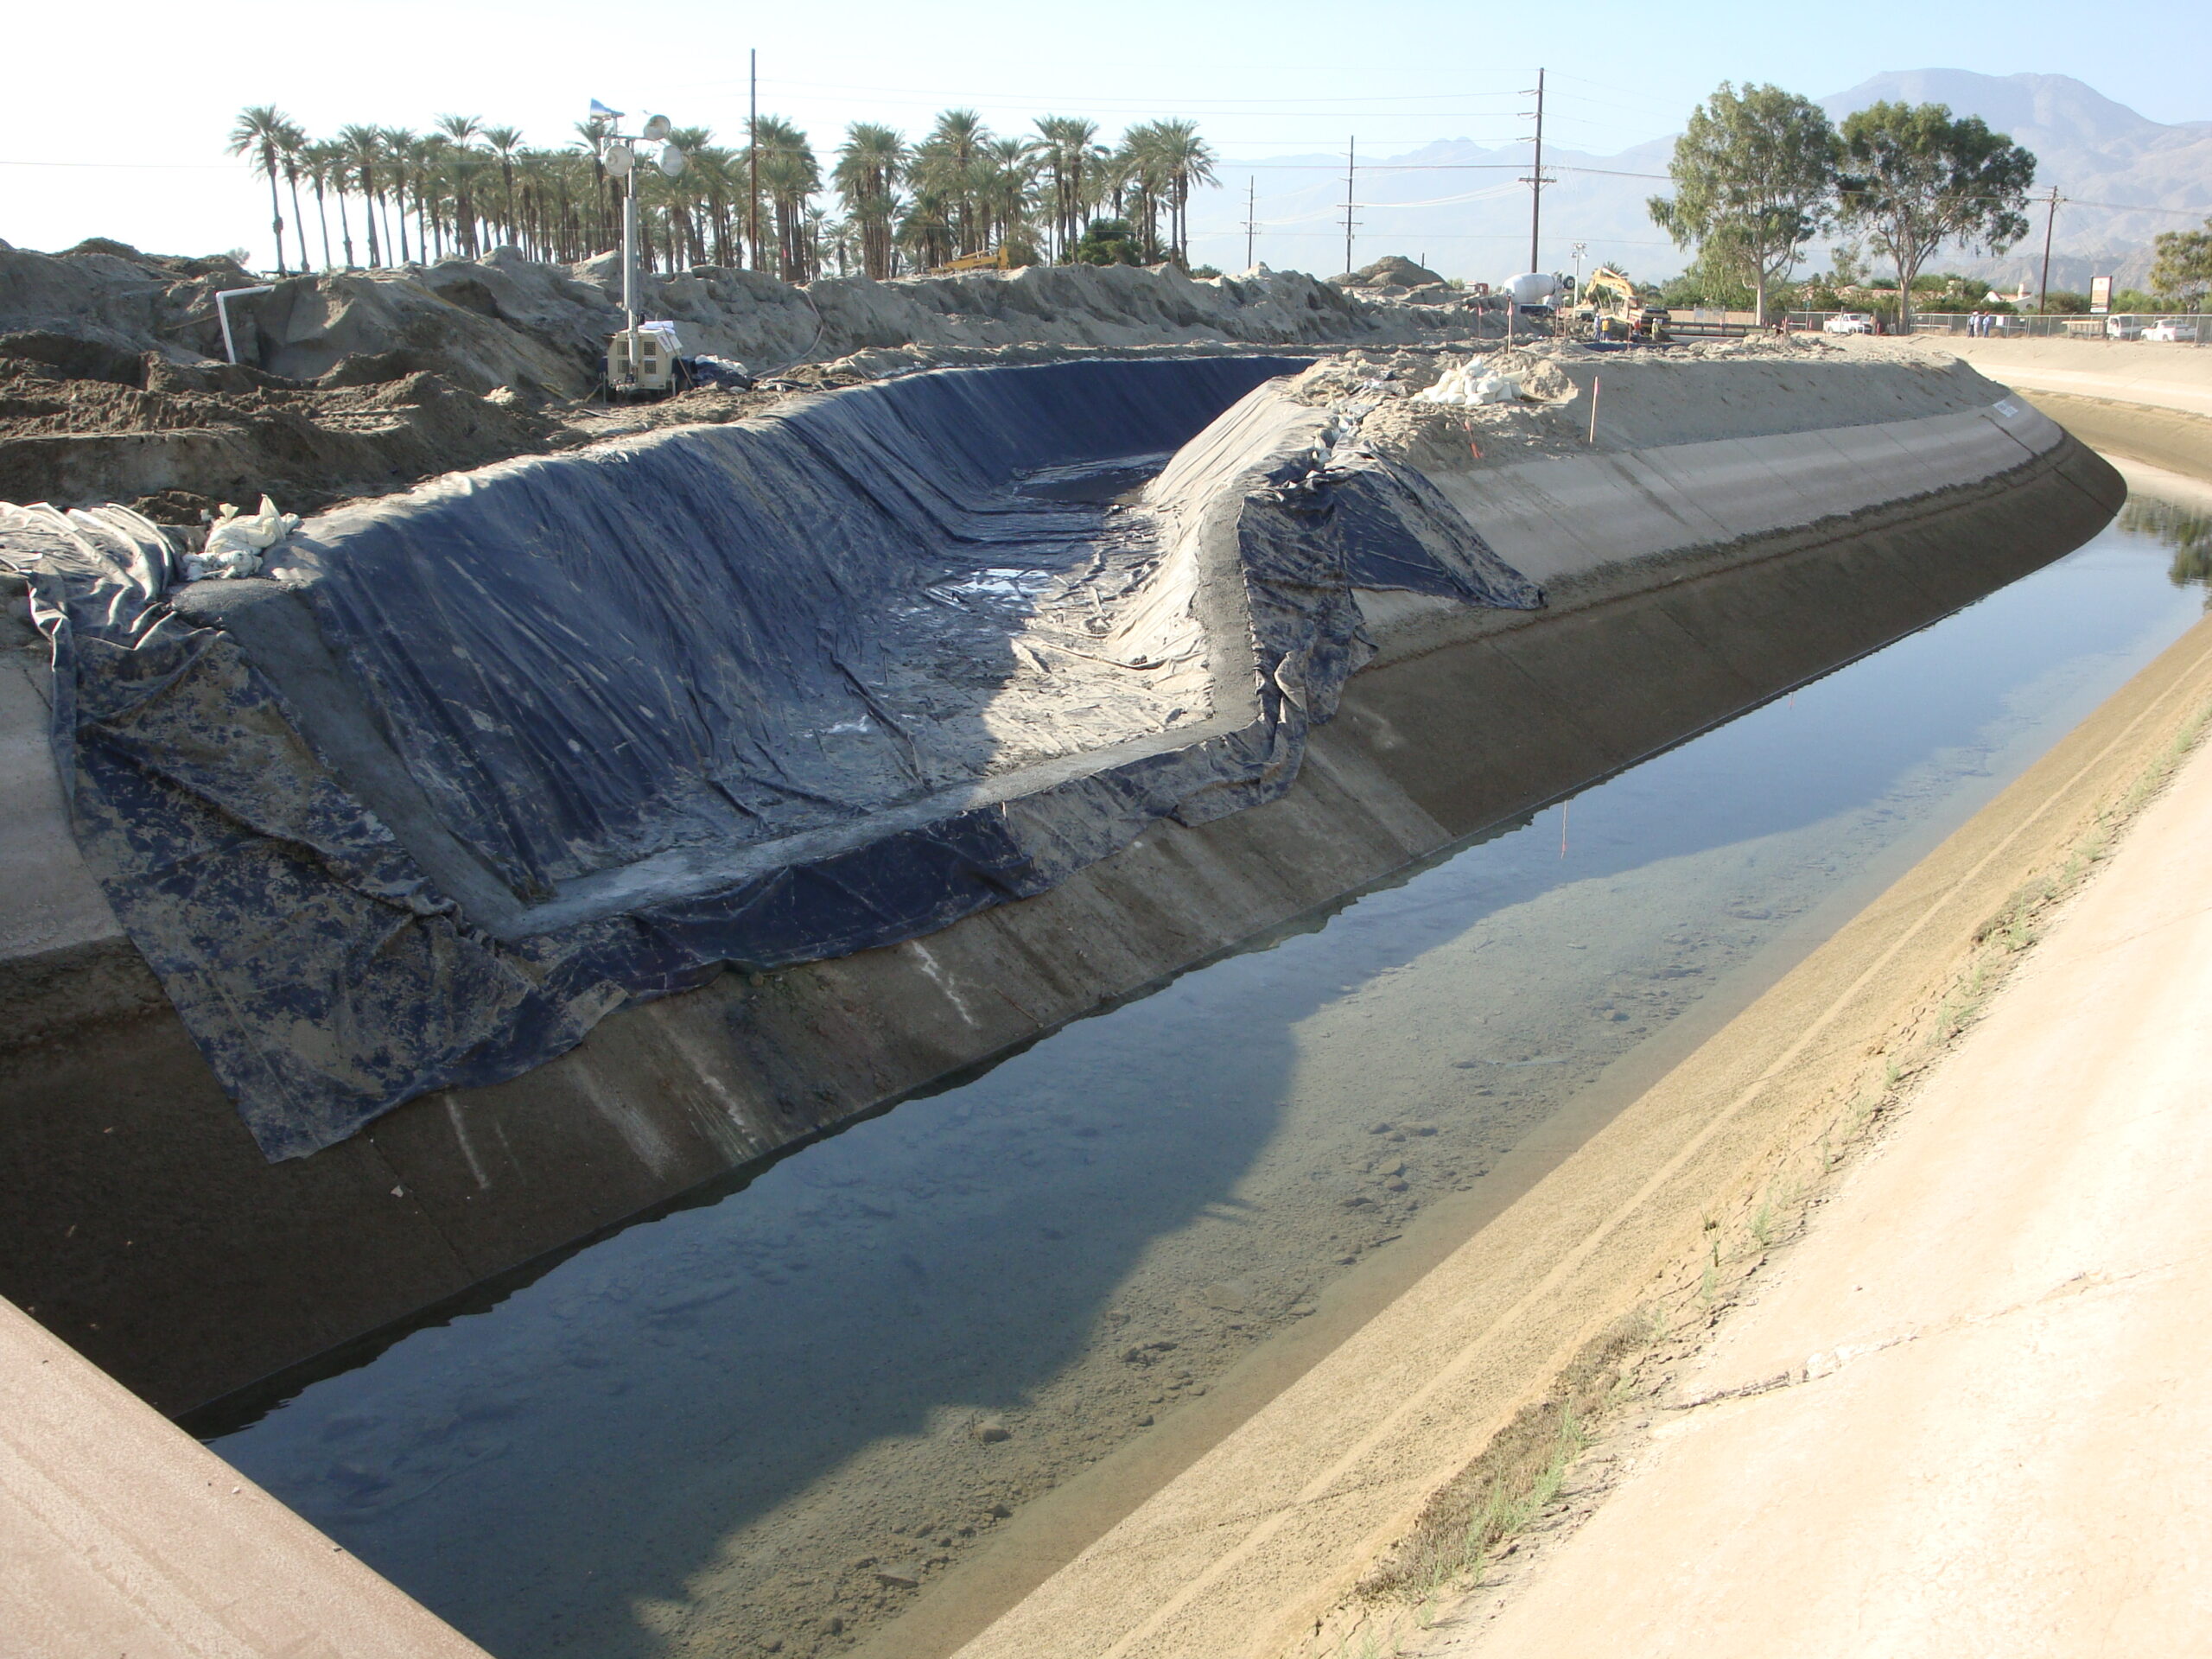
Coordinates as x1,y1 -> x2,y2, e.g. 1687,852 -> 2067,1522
182,495 -> 297,581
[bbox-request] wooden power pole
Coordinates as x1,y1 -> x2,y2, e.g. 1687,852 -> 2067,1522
2037,187 -> 2060,316
1524,67 -> 1548,273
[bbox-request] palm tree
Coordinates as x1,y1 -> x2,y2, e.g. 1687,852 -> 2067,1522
338,125 -> 384,265
414,132 -> 450,257
305,140 -> 345,269
749,116 -> 819,283
379,128 -> 416,262
1150,119 -> 1217,264
897,192 -> 954,273
1116,124 -> 1166,260
435,116 -> 484,256
834,123 -> 906,279
275,118 -> 315,270
227,105 -> 294,274
980,137 -> 1036,257
912,109 -> 991,257
482,124 -> 524,248
1031,117 -> 1098,259
573,118 -> 618,258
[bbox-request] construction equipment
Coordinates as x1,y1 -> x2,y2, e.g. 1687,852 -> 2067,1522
933,248 -> 1015,275
606,321 -> 680,394
1575,266 -> 1670,344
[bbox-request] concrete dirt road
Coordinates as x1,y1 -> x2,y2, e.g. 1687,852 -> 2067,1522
1419,687 -> 2212,1656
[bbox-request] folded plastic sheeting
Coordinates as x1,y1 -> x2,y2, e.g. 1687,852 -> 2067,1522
14,359 -> 1539,1160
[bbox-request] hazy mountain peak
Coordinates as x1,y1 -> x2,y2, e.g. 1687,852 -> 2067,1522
1820,69 -> 2167,147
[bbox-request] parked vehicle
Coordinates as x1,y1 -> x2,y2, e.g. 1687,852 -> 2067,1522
2106,316 -> 2144,340
2142,320 -> 2200,343
1823,313 -> 1874,335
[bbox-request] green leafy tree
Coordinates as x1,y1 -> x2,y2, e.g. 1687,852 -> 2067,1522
1835,101 -> 2036,331
1071,217 -> 1142,266
1649,82 -> 1836,324
2149,218 -> 2212,311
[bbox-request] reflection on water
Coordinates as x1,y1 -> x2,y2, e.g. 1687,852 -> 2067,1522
2118,495 -> 2212,595
207,518 -> 2207,1659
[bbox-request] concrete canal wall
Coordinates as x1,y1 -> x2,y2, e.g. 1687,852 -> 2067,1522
0,350 -> 2121,1414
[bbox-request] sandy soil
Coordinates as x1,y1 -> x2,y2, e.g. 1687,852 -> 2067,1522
1415,677 -> 2212,1658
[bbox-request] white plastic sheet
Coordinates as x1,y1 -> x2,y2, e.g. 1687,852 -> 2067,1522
183,495 -> 300,582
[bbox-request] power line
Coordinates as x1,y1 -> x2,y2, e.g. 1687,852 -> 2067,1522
0,158 -> 235,170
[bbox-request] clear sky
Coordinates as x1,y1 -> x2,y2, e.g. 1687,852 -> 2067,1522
4,0 -> 2202,274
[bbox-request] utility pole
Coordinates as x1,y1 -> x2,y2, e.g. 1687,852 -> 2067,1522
1245,176 -> 1257,270
2037,186 -> 2059,318
1522,67 -> 1553,273
1344,137 -> 1357,279
748,48 -> 761,274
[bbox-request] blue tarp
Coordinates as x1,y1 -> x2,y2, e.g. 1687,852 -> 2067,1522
16,358 -> 1538,1159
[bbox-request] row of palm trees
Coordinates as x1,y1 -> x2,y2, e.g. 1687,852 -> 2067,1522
226,105 -> 1219,283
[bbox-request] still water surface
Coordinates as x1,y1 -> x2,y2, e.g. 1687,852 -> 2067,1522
210,518 -> 2208,1659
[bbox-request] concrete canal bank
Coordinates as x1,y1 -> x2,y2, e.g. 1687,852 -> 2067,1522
906,344 -> 2212,1659
0,343 -> 2121,1420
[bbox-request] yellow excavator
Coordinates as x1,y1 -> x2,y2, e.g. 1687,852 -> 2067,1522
1576,266 -> 1670,343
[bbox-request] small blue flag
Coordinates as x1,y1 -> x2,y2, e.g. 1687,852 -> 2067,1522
589,99 -> 623,119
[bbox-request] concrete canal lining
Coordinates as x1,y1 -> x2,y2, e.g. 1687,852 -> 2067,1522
0,347 -> 2122,1416
0,1294 -> 488,1657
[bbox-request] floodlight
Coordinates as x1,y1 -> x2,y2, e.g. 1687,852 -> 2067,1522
643,115 -> 671,142
658,143 -> 686,178
605,143 -> 634,178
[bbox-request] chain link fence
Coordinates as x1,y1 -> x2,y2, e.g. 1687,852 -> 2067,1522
1783,309 -> 2207,344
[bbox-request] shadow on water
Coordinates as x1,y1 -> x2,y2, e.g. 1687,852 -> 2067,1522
207,524 -> 2205,1659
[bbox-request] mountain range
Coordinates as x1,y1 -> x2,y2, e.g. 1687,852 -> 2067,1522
1189,70 -> 2212,292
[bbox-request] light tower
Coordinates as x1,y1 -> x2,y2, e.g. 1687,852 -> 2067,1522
591,101 -> 689,394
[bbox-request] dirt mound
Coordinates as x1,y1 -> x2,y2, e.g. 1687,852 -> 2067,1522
0,344 -> 569,520
0,239 -> 1497,513
1349,255 -> 1448,290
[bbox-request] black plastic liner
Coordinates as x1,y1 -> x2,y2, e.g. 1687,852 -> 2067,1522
16,359 -> 1537,1159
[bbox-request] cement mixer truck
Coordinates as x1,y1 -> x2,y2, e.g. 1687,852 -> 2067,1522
1504,272 -> 1561,316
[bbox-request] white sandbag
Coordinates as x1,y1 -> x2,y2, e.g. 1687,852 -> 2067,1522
1415,362 -> 1522,407
181,495 -> 299,582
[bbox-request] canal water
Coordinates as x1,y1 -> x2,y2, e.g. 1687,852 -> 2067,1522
207,512 -> 2209,1659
